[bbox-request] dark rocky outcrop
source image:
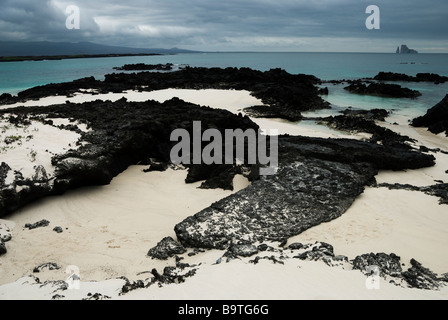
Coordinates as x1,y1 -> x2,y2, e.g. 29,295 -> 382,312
151,266 -> 198,285
17,76 -> 103,101
0,239 -> 6,255
340,108 -> 389,121
83,293 -> 112,300
225,243 -> 259,258
174,135 -> 435,250
279,135 -> 434,170
0,98 -> 259,216
2,67 -> 330,122
319,109 -> 415,149
245,241 -> 349,267
143,159 -> 169,173
33,262 -> 61,273
352,253 -> 403,277
0,223 -> 11,242
318,87 -> 329,95
143,237 -> 448,292
185,164 -> 251,191
352,253 -> 447,289
287,242 -> 304,250
113,63 -> 175,71
374,72 -> 448,84
175,158 -> 376,249
377,182 -> 448,205
53,226 -> 64,233
119,278 -> 147,295
0,223 -> 11,256
344,81 -> 421,98
104,67 -> 329,120
397,45 -> 418,54
120,257 -> 199,293
0,93 -> 13,104
0,162 -> 53,217
147,236 -> 187,260
243,105 -> 304,121
412,94 -> 448,136
402,259 -> 444,290
290,242 -> 349,267
249,255 -> 285,265
25,219 -> 50,230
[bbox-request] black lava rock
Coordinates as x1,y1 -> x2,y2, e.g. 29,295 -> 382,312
175,158 -> 375,249
0,93 -> 13,104
53,226 -> 63,233
344,81 -> 421,98
113,63 -> 174,71
321,113 -> 414,149
0,223 -> 12,242
1,67 -> 435,219
0,97 -> 259,217
318,87 -> 329,95
147,236 -> 187,260
174,134 -> 435,250
412,94 -> 448,136
25,219 -> 50,230
227,243 -> 259,258
340,108 -> 390,121
186,164 -> 241,191
1,162 -> 53,219
33,262 -> 61,273
374,72 -> 448,84
143,160 -> 169,173
287,243 -> 304,250
149,266 -> 197,285
0,239 -> 6,255
402,259 -> 443,290
378,182 -> 448,205
6,67 -> 329,121
352,253 -> 402,277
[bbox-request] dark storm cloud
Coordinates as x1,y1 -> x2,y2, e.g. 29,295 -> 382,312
0,0 -> 447,51
0,0 -> 99,41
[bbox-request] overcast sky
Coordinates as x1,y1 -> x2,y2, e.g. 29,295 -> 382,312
1,0 -> 447,52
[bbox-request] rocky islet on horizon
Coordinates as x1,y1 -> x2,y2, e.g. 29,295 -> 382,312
396,45 -> 418,54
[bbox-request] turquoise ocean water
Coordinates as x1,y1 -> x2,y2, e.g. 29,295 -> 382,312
1,52 -> 448,119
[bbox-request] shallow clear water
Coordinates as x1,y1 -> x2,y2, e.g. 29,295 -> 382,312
318,81 -> 448,119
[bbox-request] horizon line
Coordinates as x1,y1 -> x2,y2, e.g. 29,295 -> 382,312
199,51 -> 448,54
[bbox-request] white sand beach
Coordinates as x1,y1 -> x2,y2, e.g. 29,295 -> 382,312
0,89 -> 447,300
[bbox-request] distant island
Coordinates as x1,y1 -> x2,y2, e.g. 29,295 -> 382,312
396,45 -> 418,54
0,41 -> 200,62
0,53 -> 162,63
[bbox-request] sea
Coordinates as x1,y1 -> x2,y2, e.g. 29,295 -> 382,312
1,52 -> 448,121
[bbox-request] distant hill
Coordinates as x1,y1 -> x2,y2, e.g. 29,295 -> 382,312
0,41 -> 200,57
